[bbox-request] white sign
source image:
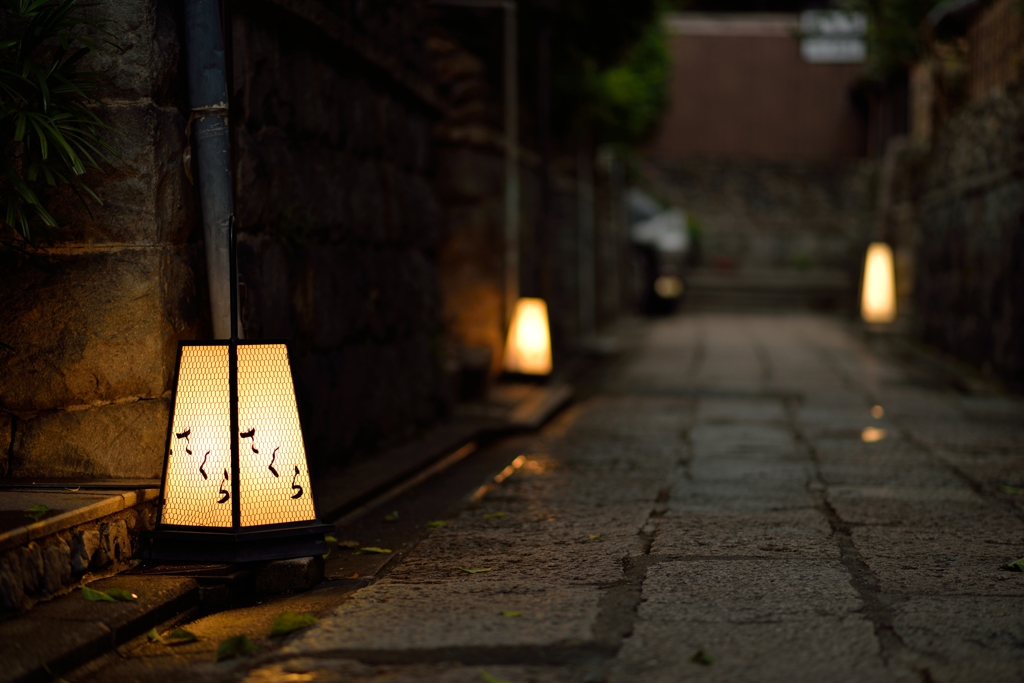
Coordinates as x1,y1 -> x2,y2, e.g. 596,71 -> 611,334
799,10 -> 868,64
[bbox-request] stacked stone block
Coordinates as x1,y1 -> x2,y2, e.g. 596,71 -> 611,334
0,1 -> 198,479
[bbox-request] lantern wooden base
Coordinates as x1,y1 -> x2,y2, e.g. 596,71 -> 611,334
144,521 -> 333,563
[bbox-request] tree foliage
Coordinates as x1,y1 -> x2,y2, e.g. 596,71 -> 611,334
549,0 -> 670,145
0,0 -> 116,244
841,0 -> 944,80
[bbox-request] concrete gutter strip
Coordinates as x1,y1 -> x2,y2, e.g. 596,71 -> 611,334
0,488 -> 160,554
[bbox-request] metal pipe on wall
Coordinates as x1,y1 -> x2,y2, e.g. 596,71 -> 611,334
502,1 -> 519,329
183,0 -> 236,339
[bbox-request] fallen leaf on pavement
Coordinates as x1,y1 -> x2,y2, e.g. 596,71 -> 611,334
25,504 -> 50,522
338,540 -> 359,548
146,628 -> 164,644
324,535 -> 338,544
427,520 -> 447,528
1002,557 -> 1024,572
215,634 -> 257,661
81,586 -> 116,602
588,534 -> 601,540
479,671 -> 518,683
167,628 -> 199,644
483,512 -> 505,519
384,510 -> 400,522
499,610 -> 522,617
270,611 -> 318,636
691,649 -> 714,666
322,549 -> 331,560
347,572 -> 359,579
998,485 -> 1024,496
105,588 -> 138,601
458,567 -> 492,574
357,546 -> 392,554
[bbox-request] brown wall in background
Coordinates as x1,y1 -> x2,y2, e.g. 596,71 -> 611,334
648,14 -> 865,163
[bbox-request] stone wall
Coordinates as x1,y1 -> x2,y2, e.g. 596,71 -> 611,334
0,0 -> 196,479
231,1 -> 448,468
648,159 -> 876,274
915,87 -> 1024,388
0,0 -> 452,479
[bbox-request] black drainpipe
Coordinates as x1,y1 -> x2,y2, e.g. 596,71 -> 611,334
183,0 -> 236,339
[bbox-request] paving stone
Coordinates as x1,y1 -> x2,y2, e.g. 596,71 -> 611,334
851,525 -> 1024,596
668,479 -> 816,513
283,581 -> 601,655
612,615 -> 891,683
695,398 -> 787,424
636,559 -> 862,621
891,596 -> 1024,682
826,485 -> 999,526
651,509 -> 838,559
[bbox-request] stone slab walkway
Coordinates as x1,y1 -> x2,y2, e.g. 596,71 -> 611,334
90,314 -> 1024,683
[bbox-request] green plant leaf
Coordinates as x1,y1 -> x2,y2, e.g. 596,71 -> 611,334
1002,557 -> 1024,572
457,567 -> 492,574
166,628 -> 198,644
499,610 -> 522,617
690,649 -> 714,666
324,535 -> 338,544
146,628 -> 164,643
483,512 -> 505,519
24,504 -> 49,521
384,510 -> 399,522
478,671 -> 518,683
269,611 -> 318,636
356,547 -> 392,555
81,586 -> 115,602
214,634 -> 257,661
105,587 -> 137,601
427,520 -> 447,528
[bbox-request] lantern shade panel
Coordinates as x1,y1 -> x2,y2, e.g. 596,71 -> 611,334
503,297 -> 553,376
237,343 -> 317,527
149,340 -> 330,563
162,345 -> 233,528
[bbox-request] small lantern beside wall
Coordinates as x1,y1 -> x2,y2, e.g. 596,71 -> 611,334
861,242 -> 897,325
147,221 -> 331,562
503,297 -> 553,377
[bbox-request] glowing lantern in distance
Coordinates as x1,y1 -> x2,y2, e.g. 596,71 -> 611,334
503,298 -> 553,376
861,242 -> 897,324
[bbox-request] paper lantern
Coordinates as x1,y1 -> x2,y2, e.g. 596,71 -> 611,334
861,242 -> 897,324
147,222 -> 330,562
503,297 -> 552,376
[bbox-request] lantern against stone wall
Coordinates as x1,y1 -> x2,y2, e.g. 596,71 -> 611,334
146,221 -> 330,562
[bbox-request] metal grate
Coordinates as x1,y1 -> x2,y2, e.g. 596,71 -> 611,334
162,345 -> 233,527
236,344 -> 317,527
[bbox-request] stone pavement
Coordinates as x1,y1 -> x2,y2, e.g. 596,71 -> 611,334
95,314 -> 1024,682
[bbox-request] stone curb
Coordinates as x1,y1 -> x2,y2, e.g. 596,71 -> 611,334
0,488 -> 159,554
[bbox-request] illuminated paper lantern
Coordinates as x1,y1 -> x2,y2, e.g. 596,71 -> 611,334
861,242 -> 897,324
148,223 -> 330,562
503,297 -> 553,376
